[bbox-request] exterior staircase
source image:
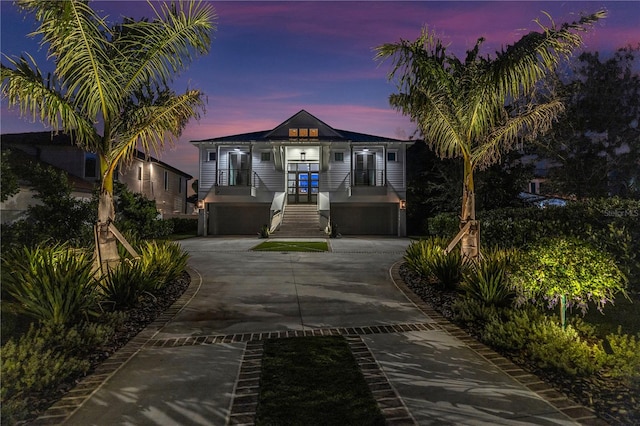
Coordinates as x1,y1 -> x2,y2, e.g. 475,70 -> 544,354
273,204 -> 326,238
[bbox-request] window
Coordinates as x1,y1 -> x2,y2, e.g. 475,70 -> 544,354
164,171 -> 169,191
84,153 -> 97,178
387,151 -> 397,162
178,177 -> 183,193
261,152 -> 271,162
334,152 -> 344,162
137,166 -> 143,181
208,151 -> 217,162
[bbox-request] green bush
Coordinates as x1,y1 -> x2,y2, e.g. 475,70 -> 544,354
604,329 -> 640,386
404,238 -> 441,278
462,247 -> 516,306
0,318 -> 121,424
527,320 -> 605,376
100,259 -> 158,310
428,198 -> 640,292
110,182 -> 173,240
404,237 -> 463,288
167,217 -> 198,234
451,297 -> 500,329
429,247 -> 464,289
481,307 -> 542,351
511,237 -> 628,315
1,243 -> 99,326
139,240 -> 189,291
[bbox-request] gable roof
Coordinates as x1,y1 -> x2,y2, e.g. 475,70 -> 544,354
1,131 -> 192,179
192,109 -> 406,144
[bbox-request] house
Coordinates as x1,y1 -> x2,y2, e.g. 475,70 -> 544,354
191,110 -> 413,236
1,132 -> 192,221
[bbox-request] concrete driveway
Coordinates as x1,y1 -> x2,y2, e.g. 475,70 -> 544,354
58,237 -> 599,426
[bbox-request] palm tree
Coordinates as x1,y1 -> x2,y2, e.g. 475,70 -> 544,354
1,0 -> 216,268
375,11 -> 605,259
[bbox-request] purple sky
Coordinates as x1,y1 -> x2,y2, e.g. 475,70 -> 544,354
2,1 -> 639,179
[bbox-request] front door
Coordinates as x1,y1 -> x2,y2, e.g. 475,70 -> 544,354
288,163 -> 319,203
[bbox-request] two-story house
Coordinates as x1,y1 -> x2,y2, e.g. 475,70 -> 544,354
191,110 -> 413,237
1,132 -> 192,221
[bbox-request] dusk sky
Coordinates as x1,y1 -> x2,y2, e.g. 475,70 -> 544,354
2,1 -> 639,179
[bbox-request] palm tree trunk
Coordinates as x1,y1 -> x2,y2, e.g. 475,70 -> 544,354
460,158 -> 479,260
95,158 -> 119,270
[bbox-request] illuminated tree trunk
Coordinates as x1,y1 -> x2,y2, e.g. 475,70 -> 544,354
95,157 -> 119,270
460,158 -> 479,260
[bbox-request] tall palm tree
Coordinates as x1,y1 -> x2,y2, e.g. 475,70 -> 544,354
1,0 -> 216,267
375,11 -> 605,259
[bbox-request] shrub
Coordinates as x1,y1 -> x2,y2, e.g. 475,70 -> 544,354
0,318 -> 121,424
527,320 -> 605,376
428,247 -> 464,289
404,237 -> 463,288
511,237 -> 628,317
110,182 -> 173,240
481,307 -> 541,351
404,238 -> 440,278
139,240 -> 189,291
451,297 -> 500,329
99,259 -> 158,310
461,247 -> 516,306
604,329 -> 640,386
1,243 -> 99,326
167,217 -> 198,235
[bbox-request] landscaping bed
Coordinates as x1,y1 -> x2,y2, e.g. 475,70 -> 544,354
4,272 -> 191,425
400,264 -> 639,426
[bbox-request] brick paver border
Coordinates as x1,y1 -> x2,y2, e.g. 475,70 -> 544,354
226,335 -> 416,426
388,261 -> 608,426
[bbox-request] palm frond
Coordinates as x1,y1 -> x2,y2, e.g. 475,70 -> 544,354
108,89 -> 205,169
16,0 -> 120,123
116,1 -> 216,95
491,10 -> 606,100
472,100 -> 565,168
1,54 -> 96,144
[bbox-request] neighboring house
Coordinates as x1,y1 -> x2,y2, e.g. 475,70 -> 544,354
1,132 -> 192,221
191,110 -> 413,236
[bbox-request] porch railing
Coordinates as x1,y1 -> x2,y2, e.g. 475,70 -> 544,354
353,169 -> 385,187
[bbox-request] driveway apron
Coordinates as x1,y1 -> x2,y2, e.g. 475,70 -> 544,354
61,237 -> 595,426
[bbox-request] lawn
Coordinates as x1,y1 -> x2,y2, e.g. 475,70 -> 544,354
252,241 -> 328,252
255,336 -> 385,426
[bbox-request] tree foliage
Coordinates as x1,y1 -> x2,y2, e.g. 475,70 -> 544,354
1,0 -> 216,264
533,46 -> 640,199
1,158 -> 93,251
376,11 -> 605,257
1,151 -> 20,202
511,237 -> 628,315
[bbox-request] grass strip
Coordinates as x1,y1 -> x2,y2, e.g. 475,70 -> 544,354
252,241 -> 328,252
255,336 -> 385,426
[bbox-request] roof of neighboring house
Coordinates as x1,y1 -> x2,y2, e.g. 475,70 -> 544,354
1,131 -> 192,179
191,110 -> 408,144
1,147 -> 96,194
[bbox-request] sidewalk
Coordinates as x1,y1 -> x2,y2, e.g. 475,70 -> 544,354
37,237 -> 603,425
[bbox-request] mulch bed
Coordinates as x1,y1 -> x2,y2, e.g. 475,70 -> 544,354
399,264 -> 639,426
21,272 -> 191,425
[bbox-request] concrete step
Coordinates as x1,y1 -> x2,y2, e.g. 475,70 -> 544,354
272,204 -> 326,237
